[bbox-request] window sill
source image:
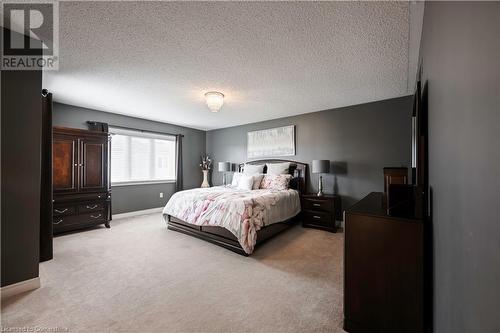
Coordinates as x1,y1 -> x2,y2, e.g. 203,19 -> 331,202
111,180 -> 176,187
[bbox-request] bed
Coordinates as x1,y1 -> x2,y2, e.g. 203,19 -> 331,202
163,159 -> 307,256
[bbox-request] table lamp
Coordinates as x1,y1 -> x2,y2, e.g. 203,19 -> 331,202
218,162 -> 231,186
312,160 -> 330,196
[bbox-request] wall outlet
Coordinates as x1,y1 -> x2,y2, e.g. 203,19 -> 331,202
159,192 -> 164,198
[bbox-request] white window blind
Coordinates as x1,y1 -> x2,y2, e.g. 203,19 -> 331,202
110,127 -> 176,185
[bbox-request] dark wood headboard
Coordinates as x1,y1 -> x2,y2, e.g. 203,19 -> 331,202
238,159 -> 307,193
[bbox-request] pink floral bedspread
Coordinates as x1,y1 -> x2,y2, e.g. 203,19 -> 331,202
162,186 -> 300,254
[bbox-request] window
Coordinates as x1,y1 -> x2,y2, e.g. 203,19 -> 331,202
110,127 -> 176,185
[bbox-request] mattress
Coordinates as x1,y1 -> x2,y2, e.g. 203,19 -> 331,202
162,186 -> 301,254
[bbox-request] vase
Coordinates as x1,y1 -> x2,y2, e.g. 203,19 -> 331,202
201,170 -> 210,188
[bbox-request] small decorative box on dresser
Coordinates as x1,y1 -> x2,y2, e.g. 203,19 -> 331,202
52,127 -> 112,233
301,194 -> 341,232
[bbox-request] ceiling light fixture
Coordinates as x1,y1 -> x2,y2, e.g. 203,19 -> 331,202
205,91 -> 224,113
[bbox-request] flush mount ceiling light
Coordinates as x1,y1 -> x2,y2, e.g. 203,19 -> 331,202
205,91 -> 224,113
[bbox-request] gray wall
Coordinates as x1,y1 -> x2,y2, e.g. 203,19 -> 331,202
206,96 -> 413,211
1,54 -> 42,284
53,103 -> 206,214
420,2 -> 500,332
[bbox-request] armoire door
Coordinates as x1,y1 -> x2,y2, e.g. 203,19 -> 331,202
79,137 -> 107,192
53,133 -> 78,193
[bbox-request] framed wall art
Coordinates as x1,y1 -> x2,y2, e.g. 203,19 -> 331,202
247,125 -> 295,159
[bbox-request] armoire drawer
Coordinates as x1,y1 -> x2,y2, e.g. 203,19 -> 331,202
53,206 -> 77,216
53,212 -> 107,229
78,202 -> 105,213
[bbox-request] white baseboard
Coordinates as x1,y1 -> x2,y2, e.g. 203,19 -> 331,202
112,207 -> 163,220
1,277 -> 40,300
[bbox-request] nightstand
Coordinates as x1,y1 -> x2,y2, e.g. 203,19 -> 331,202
301,193 -> 342,232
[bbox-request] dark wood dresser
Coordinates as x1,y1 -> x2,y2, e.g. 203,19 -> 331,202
52,127 -> 111,233
301,194 -> 341,232
344,192 -> 425,333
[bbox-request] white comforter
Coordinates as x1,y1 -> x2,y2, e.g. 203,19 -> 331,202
162,186 -> 300,254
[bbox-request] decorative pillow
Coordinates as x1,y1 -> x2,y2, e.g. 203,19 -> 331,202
266,162 -> 291,175
231,172 -> 243,187
243,163 -> 265,175
251,174 -> 264,190
237,175 -> 254,190
260,174 -> 292,190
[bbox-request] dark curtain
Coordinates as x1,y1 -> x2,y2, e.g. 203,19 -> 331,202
40,89 -> 53,262
175,134 -> 183,192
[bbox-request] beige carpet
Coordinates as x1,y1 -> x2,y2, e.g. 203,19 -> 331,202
1,213 -> 345,332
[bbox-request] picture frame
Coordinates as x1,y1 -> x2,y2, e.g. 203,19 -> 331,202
247,125 -> 295,159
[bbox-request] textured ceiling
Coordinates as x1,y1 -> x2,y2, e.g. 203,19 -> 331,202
44,1 -> 423,130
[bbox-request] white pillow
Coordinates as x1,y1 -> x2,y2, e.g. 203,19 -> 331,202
251,174 -> 264,190
243,163 -> 265,174
237,175 -> 254,190
231,172 -> 243,186
266,162 -> 291,175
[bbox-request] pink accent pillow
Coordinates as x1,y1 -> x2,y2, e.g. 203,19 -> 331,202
260,174 -> 292,190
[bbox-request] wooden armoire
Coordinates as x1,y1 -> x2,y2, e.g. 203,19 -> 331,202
52,127 -> 111,233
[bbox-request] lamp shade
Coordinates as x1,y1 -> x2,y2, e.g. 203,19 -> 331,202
312,160 -> 330,173
218,162 -> 231,172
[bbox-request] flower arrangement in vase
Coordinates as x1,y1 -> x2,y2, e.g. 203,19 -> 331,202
199,155 -> 212,188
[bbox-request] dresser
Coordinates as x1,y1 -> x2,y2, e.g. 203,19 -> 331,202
52,127 -> 111,233
344,192 -> 426,333
301,194 -> 341,232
